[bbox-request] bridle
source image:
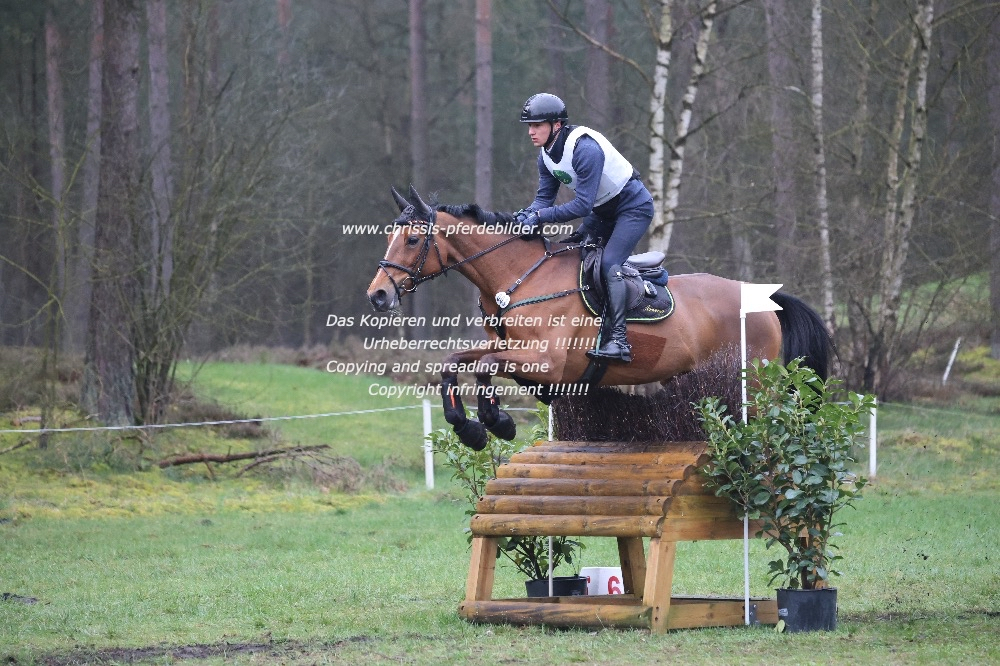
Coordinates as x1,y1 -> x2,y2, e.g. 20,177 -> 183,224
377,187 -> 588,313
376,204 -> 522,300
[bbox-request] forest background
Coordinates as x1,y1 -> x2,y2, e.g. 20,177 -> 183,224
2,0 -> 999,428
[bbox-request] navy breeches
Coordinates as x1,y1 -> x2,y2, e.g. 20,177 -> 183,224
587,198 -> 654,277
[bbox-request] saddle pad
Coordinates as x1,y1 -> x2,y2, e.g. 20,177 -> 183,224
578,262 -> 675,323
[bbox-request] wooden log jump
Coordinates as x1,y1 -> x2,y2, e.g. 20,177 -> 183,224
458,440 -> 778,633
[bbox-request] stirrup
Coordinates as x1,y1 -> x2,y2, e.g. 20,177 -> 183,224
586,338 -> 632,363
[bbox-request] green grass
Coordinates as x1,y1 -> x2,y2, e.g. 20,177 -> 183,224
2,490 -> 998,665
1,361 -> 999,664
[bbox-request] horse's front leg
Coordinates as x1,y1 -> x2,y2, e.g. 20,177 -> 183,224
441,369 -> 489,451
474,372 -> 517,441
439,349 -> 500,451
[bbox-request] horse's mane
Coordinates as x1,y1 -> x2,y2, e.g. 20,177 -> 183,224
436,203 -> 516,226
392,196 -> 517,230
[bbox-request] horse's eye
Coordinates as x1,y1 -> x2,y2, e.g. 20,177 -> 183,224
406,235 -> 420,246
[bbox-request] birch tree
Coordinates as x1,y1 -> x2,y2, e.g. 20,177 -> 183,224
646,0 -> 673,255
650,1 -> 717,255
864,0 -> 934,392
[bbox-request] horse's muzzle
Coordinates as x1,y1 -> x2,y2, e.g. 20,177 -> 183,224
368,288 -> 396,312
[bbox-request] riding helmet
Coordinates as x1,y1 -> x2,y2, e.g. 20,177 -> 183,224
520,93 -> 568,123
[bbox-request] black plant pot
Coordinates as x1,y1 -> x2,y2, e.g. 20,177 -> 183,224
777,587 -> 838,632
525,576 -> 588,598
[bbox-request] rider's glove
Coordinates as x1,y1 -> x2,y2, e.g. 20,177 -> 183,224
518,212 -> 543,239
561,228 -> 590,244
513,208 -> 534,224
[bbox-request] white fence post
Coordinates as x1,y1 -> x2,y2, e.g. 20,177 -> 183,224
869,398 -> 877,479
942,337 -> 961,385
423,399 -> 434,490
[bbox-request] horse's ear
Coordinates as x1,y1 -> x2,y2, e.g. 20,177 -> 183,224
408,185 -> 433,219
390,186 -> 409,212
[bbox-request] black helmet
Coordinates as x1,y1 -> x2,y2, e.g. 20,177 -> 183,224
520,93 -> 568,123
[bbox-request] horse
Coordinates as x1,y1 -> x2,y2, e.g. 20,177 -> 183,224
366,186 -> 832,450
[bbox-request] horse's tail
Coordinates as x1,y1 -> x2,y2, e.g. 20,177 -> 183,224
772,292 -> 832,380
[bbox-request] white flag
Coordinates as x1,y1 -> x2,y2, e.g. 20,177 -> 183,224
738,281 -> 783,626
740,283 -> 783,316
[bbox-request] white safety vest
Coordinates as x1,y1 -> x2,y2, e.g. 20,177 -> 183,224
541,126 -> 634,207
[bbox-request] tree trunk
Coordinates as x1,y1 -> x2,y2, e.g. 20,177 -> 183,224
646,0 -> 673,253
277,0 -> 291,71
68,0 -> 103,354
871,0 -> 934,392
809,0 -> 834,333
663,2 -> 714,251
146,0 -> 174,298
409,0 -> 431,339
763,0 -> 801,283
42,4 -> 69,446
650,1 -> 716,255
44,6 -> 66,310
545,3 -> 568,91
990,4 -> 1000,360
475,0 -> 493,209
81,0 -> 142,426
844,0 -> 875,386
472,0 -> 494,331
584,0 -> 613,128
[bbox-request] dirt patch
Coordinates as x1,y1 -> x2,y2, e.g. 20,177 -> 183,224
21,637 -> 372,666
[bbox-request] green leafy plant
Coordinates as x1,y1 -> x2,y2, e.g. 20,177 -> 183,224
696,358 -> 876,590
429,403 -> 583,581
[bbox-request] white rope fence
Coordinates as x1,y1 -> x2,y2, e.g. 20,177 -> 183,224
0,403 -> 443,488
0,404 -> 424,435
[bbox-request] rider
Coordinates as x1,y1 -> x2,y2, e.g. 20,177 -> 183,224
514,93 -> 654,363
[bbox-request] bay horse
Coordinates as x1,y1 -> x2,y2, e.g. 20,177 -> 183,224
366,187 -> 832,449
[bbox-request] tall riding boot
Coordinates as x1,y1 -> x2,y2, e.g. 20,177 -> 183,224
586,265 -> 632,362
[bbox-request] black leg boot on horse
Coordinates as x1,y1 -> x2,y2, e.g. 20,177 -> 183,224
441,374 -> 489,450
586,264 -> 632,363
475,373 -> 517,441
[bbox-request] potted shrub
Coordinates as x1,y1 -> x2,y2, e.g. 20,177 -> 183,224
696,358 -> 875,632
429,405 -> 586,597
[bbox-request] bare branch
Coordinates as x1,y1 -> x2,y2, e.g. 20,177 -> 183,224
157,444 -> 330,468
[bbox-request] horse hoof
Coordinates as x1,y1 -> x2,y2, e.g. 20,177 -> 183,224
454,419 -> 489,451
487,411 -> 516,441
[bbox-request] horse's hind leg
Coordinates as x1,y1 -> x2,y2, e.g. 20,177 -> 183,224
441,373 -> 488,450
475,373 -> 516,441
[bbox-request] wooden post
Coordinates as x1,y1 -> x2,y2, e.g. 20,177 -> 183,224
616,537 -> 647,596
642,538 -> 677,633
465,536 -> 498,601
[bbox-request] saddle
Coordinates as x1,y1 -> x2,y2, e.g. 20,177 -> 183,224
579,246 -> 674,323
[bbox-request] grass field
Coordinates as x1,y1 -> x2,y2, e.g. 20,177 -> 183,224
1,361 -> 999,664
174,361 -> 440,470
